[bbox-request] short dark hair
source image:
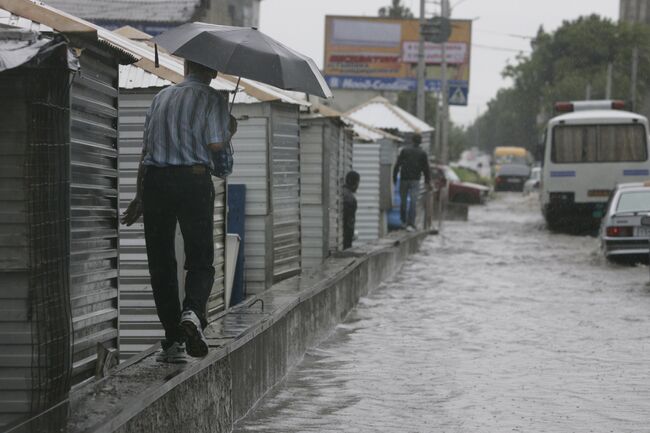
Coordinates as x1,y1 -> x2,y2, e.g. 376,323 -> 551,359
345,170 -> 360,186
185,60 -> 218,77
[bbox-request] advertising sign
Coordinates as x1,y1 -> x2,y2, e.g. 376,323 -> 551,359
324,16 -> 472,105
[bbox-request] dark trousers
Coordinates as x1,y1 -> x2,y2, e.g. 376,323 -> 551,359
400,179 -> 420,227
143,166 -> 215,344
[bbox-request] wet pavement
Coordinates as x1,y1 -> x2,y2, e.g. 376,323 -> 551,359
233,194 -> 650,433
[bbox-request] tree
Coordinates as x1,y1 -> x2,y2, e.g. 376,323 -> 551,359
378,0 -> 414,19
463,15 -> 650,156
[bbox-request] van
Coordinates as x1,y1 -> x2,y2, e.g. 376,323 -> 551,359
540,100 -> 650,230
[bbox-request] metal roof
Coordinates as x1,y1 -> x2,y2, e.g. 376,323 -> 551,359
0,1 -> 306,105
309,102 -> 402,143
345,96 -> 434,134
119,64 -> 172,89
43,0 -> 200,23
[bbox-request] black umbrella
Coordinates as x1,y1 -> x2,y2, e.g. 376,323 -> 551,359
153,22 -> 332,100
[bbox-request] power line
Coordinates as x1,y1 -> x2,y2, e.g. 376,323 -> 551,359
475,28 -> 535,40
472,43 -> 530,53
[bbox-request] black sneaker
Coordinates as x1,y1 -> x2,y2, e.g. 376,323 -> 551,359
180,310 -> 209,357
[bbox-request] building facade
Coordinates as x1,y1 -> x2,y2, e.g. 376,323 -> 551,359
44,0 -> 262,35
620,0 -> 650,24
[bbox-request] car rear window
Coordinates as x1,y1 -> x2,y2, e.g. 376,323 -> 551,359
497,164 -> 530,177
552,123 -> 648,163
616,190 -> 650,213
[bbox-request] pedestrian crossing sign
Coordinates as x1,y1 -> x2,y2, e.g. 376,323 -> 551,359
448,86 -> 469,106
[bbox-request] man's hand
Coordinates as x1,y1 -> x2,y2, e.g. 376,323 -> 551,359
229,115 -> 238,135
121,198 -> 143,226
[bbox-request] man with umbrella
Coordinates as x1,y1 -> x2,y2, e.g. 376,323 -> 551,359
121,60 -> 237,362
122,23 -> 331,362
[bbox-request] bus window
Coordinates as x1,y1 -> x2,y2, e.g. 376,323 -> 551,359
552,124 -> 647,163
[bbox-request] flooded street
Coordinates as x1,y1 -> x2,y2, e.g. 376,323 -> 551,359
233,194 -> 650,433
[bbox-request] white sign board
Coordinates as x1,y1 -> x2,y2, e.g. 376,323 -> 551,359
402,42 -> 468,65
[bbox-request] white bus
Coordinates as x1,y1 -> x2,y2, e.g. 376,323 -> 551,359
540,100 -> 650,230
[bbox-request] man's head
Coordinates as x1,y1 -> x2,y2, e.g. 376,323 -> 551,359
184,60 -> 218,83
345,170 -> 360,192
412,134 -> 422,147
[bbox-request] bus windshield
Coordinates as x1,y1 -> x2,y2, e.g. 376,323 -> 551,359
552,123 -> 648,163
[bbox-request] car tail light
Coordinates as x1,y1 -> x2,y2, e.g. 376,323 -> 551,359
606,226 -> 634,237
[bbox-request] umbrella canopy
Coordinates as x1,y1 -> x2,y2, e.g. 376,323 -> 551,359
153,22 -> 332,99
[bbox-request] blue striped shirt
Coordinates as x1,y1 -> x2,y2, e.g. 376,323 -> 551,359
142,75 -> 231,168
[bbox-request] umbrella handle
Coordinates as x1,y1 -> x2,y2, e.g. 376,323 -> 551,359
226,76 -> 241,155
229,76 -> 241,115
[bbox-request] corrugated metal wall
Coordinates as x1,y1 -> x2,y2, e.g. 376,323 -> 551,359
336,126 -> 354,251
327,121 -> 341,255
270,103 -> 301,282
117,88 -> 226,359
353,142 -> 381,245
299,118 -> 328,269
68,46 -> 120,386
227,107 -> 271,294
0,67 -> 72,431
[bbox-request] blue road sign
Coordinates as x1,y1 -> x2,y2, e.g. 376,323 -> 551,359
448,85 -> 469,106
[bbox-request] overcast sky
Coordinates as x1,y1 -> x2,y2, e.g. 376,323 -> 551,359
259,0 -> 619,126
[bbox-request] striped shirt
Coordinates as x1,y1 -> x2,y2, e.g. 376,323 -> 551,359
142,74 -> 231,169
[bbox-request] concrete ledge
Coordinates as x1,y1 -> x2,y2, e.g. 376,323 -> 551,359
63,231 -> 427,433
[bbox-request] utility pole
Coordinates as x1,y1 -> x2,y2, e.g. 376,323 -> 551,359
416,0 -> 426,120
631,46 -> 639,112
440,0 -> 450,164
606,63 -> 613,100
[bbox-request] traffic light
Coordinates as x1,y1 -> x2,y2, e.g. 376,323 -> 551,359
421,16 -> 451,43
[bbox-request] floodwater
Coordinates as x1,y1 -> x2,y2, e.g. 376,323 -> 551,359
233,194 -> 650,433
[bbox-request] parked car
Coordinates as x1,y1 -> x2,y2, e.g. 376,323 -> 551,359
600,182 -> 650,262
432,164 -> 489,204
494,164 -> 531,192
523,166 -> 541,195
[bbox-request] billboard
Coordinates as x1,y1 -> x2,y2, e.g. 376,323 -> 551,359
324,16 -> 472,106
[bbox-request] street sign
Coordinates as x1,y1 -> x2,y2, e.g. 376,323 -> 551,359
421,17 -> 452,43
448,85 -> 468,106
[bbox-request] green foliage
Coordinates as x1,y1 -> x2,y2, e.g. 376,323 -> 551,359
452,166 -> 492,186
464,15 -> 650,156
378,0 -> 414,19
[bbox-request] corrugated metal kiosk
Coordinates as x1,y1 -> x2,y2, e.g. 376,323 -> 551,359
300,112 -> 353,268
118,61 -> 235,358
0,22 -> 133,431
352,130 -> 401,245
228,93 -> 305,294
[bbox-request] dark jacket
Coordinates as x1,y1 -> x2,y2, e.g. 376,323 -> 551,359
393,146 -> 431,184
342,185 -> 357,249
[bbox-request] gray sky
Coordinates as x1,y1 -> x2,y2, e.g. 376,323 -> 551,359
260,0 -> 619,126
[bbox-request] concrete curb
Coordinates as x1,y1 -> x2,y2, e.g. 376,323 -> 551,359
65,231 -> 427,433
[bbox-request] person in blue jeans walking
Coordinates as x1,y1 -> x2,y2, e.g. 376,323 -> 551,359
392,134 -> 432,232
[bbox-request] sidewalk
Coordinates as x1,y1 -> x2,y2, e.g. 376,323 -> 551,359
62,230 -> 427,433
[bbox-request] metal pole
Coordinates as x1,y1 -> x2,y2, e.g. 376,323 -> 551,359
440,0 -> 450,164
416,0 -> 426,120
585,82 -> 592,100
631,46 -> 639,111
606,63 -> 613,100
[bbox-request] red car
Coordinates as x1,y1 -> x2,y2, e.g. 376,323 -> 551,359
431,164 -> 490,204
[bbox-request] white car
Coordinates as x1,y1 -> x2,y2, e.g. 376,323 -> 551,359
523,167 -> 541,195
600,182 -> 650,261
